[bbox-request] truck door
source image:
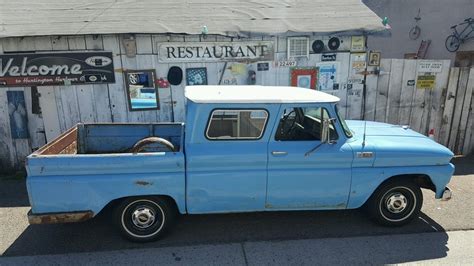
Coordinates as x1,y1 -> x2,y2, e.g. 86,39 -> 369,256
266,104 -> 353,210
186,106 -> 278,213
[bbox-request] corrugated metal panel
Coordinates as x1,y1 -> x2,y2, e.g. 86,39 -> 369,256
0,0 -> 387,38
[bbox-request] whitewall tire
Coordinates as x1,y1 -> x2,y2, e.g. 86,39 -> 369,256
115,197 -> 176,242
366,179 -> 423,226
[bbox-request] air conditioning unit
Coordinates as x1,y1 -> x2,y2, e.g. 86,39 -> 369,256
288,37 -> 309,59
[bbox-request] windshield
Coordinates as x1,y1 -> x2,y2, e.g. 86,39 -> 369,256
335,105 -> 352,138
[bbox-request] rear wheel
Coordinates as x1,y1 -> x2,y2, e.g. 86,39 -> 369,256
115,197 -> 176,242
366,179 -> 422,226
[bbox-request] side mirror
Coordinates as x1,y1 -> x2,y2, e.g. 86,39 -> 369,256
304,117 -> 337,157
321,118 -> 336,144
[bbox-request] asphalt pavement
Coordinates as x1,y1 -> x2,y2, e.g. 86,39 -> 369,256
1,231 -> 473,265
0,155 -> 473,264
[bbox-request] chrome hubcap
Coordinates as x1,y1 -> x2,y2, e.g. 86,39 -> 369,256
131,207 -> 155,229
385,193 -> 408,213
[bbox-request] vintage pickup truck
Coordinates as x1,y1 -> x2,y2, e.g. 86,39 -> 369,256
26,85 -> 454,242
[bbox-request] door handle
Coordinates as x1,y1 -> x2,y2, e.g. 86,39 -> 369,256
271,151 -> 288,156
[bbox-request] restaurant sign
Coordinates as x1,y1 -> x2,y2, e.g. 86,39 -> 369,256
0,52 -> 115,87
157,41 -> 274,63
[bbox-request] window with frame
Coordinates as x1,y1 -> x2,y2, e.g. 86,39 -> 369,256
275,107 -> 338,141
206,109 -> 268,140
288,37 -> 309,58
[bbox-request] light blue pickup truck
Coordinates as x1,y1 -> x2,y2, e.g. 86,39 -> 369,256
26,86 -> 454,242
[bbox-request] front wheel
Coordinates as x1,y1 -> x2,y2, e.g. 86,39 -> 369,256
409,25 -> 421,40
115,197 -> 176,242
366,180 -> 422,226
445,35 -> 460,52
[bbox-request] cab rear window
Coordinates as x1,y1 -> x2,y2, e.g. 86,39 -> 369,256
206,109 -> 268,140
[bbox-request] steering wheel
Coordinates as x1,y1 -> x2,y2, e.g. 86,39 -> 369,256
131,137 -> 175,153
280,110 -> 298,137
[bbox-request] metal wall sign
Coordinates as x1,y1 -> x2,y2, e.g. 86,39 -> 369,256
157,42 -> 274,63
257,62 -> 270,71
416,75 -> 436,89
351,36 -> 365,52
0,52 -> 115,87
417,61 -> 443,73
321,53 -> 337,61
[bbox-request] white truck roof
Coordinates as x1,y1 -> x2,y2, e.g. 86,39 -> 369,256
185,86 -> 340,104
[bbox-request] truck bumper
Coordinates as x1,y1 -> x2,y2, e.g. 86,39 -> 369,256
28,210 -> 94,224
441,187 -> 452,201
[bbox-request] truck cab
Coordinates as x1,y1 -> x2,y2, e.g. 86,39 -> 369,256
26,85 -> 454,242
184,86 -> 354,213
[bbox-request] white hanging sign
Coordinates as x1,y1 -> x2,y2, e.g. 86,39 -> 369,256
157,41 -> 274,63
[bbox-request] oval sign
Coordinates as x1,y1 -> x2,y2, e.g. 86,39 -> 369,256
85,56 -> 112,67
167,66 -> 183,85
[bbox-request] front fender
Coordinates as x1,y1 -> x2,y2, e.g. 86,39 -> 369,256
347,163 -> 454,209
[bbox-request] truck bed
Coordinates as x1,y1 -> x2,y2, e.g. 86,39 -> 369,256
26,123 -> 186,216
34,123 -> 183,155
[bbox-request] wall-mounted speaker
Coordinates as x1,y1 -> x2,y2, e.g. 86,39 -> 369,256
312,40 -> 325,53
328,37 -> 340,50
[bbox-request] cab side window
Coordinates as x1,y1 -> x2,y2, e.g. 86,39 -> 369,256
275,107 -> 338,141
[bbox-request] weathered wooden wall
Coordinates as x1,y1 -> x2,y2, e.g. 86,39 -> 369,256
0,34 -> 472,173
0,34 -> 357,172
361,59 -> 473,156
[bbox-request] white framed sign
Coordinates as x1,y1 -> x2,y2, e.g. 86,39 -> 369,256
157,41 -> 274,63
316,62 -> 340,91
417,61 -> 443,73
351,36 -> 365,52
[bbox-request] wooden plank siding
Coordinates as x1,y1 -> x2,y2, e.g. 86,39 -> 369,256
456,68 -> 474,154
438,68 -> 460,146
398,60 -> 417,126
448,68 -> 470,151
409,61 -> 429,134
462,87 -> 474,154
0,36 -> 40,172
374,59 -> 391,122
429,60 -> 451,143
363,65 -> 379,121
1,34 -> 473,172
385,59 -> 404,124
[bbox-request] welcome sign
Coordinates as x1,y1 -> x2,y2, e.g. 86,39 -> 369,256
157,41 -> 274,63
0,52 -> 115,87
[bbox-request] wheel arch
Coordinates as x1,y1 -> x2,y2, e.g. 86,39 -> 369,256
347,168 -> 437,209
97,194 -> 181,217
362,173 -> 433,207
380,174 -> 434,191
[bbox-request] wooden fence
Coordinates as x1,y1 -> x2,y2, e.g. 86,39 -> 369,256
358,59 -> 473,155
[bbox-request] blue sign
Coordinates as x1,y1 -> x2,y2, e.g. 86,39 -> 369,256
7,91 -> 29,139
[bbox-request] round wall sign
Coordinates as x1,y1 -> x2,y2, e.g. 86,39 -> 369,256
167,66 -> 183,85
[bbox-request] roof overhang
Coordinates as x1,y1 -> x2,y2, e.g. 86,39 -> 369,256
0,0 -> 389,38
